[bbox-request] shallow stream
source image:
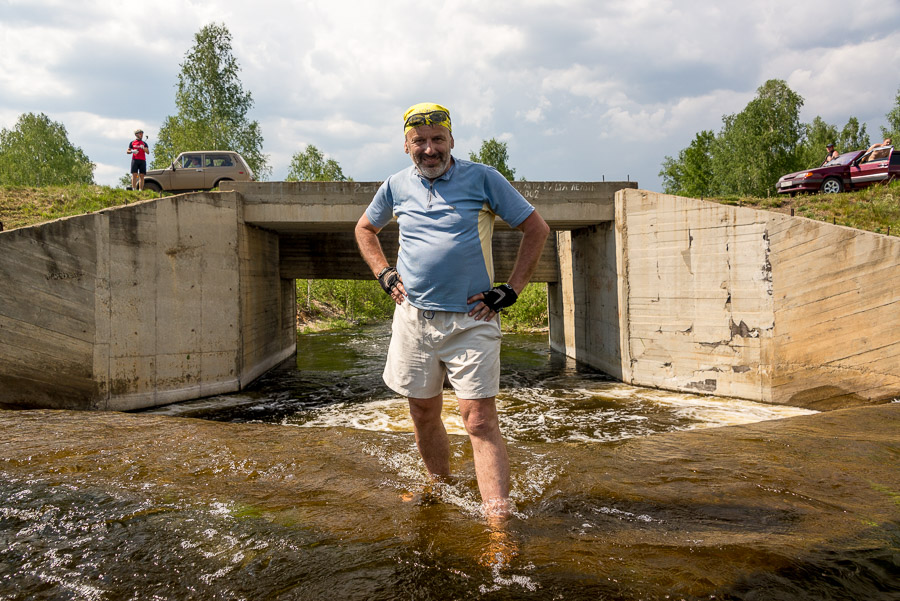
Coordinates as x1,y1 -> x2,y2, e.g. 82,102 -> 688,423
2,325 -> 898,600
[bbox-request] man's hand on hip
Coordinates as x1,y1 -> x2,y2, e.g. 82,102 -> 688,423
377,266 -> 407,305
467,284 -> 518,322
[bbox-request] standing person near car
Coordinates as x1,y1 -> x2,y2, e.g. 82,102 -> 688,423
822,142 -> 839,165
127,129 -> 149,191
354,102 -> 549,519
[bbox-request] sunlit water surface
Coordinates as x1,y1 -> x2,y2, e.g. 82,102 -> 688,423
2,325 -> 898,600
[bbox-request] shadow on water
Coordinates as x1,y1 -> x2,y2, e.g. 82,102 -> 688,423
1,324 -> 898,600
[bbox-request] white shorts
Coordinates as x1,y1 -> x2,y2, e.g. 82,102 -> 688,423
383,301 -> 502,400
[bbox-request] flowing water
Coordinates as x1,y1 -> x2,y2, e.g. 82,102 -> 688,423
1,324 -> 898,600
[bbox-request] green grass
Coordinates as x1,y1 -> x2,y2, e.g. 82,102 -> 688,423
708,179 -> 900,235
0,184 -> 162,230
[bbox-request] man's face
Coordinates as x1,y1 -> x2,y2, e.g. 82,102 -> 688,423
405,124 -> 454,179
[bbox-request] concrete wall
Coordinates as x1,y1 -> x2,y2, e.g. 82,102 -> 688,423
239,224 -> 297,386
548,223 -> 622,377
612,189 -> 899,409
0,213 -> 101,407
0,192 -> 295,410
768,216 -> 900,408
4,183 -> 896,412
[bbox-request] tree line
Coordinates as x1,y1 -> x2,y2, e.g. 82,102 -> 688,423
660,79 -> 900,198
0,22 -> 523,188
0,20 -> 537,329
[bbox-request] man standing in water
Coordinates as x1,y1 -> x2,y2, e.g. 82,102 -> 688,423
355,103 -> 549,517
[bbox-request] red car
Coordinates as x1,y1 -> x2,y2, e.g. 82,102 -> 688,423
775,146 -> 899,195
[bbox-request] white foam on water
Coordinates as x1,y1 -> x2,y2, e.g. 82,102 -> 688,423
480,564 -> 541,594
139,394 -> 262,416
289,382 -> 817,444
630,386 -> 818,428
291,396 -> 468,435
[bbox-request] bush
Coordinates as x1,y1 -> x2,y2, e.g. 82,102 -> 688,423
296,279 -> 549,332
501,282 -> 548,331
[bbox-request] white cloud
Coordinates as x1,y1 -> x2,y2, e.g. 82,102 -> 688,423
779,33 -> 900,127
1,0 -> 898,191
0,26 -> 74,99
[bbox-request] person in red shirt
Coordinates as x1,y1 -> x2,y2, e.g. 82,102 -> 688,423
127,129 -> 149,190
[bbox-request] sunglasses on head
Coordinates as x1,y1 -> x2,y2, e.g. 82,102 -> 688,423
404,110 -> 450,129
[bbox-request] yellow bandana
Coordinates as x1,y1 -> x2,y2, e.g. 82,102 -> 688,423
403,102 -> 452,134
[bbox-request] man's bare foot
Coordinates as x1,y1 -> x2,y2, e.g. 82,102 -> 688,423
479,523 -> 518,567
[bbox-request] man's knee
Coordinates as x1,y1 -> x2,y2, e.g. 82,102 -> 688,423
408,395 -> 443,424
464,414 -> 500,438
459,399 -> 500,438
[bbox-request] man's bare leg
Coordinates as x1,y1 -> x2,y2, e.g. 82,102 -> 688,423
458,396 -> 510,517
408,394 -> 450,480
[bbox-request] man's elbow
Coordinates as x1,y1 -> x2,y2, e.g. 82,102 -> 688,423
526,212 -> 550,241
355,214 -> 379,238
538,217 -> 550,239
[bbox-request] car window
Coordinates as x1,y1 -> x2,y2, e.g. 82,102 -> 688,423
205,154 -> 234,168
890,150 -> 900,166
179,154 -> 203,168
834,152 -> 859,166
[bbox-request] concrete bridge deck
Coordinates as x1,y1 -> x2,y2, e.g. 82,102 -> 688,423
227,180 -> 622,231
223,180 -> 629,281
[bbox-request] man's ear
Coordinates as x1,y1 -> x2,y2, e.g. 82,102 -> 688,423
404,139 -> 410,155
449,134 -> 455,150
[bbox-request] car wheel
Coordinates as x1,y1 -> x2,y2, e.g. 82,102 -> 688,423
144,181 -> 162,192
820,177 -> 843,194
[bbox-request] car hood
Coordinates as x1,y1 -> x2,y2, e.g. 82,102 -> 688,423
780,164 -> 843,180
779,151 -> 866,179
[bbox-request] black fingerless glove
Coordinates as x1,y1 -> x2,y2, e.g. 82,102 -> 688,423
377,266 -> 401,295
481,284 -> 518,312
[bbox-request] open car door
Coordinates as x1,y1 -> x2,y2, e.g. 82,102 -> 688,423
849,147 -> 893,188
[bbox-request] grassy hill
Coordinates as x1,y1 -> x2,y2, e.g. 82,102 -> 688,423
0,184 -> 160,231
704,180 -> 900,236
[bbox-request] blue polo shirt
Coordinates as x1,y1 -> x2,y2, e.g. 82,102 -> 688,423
366,158 -> 535,312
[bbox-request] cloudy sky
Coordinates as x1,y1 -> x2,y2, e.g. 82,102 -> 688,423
2,0 -> 899,190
